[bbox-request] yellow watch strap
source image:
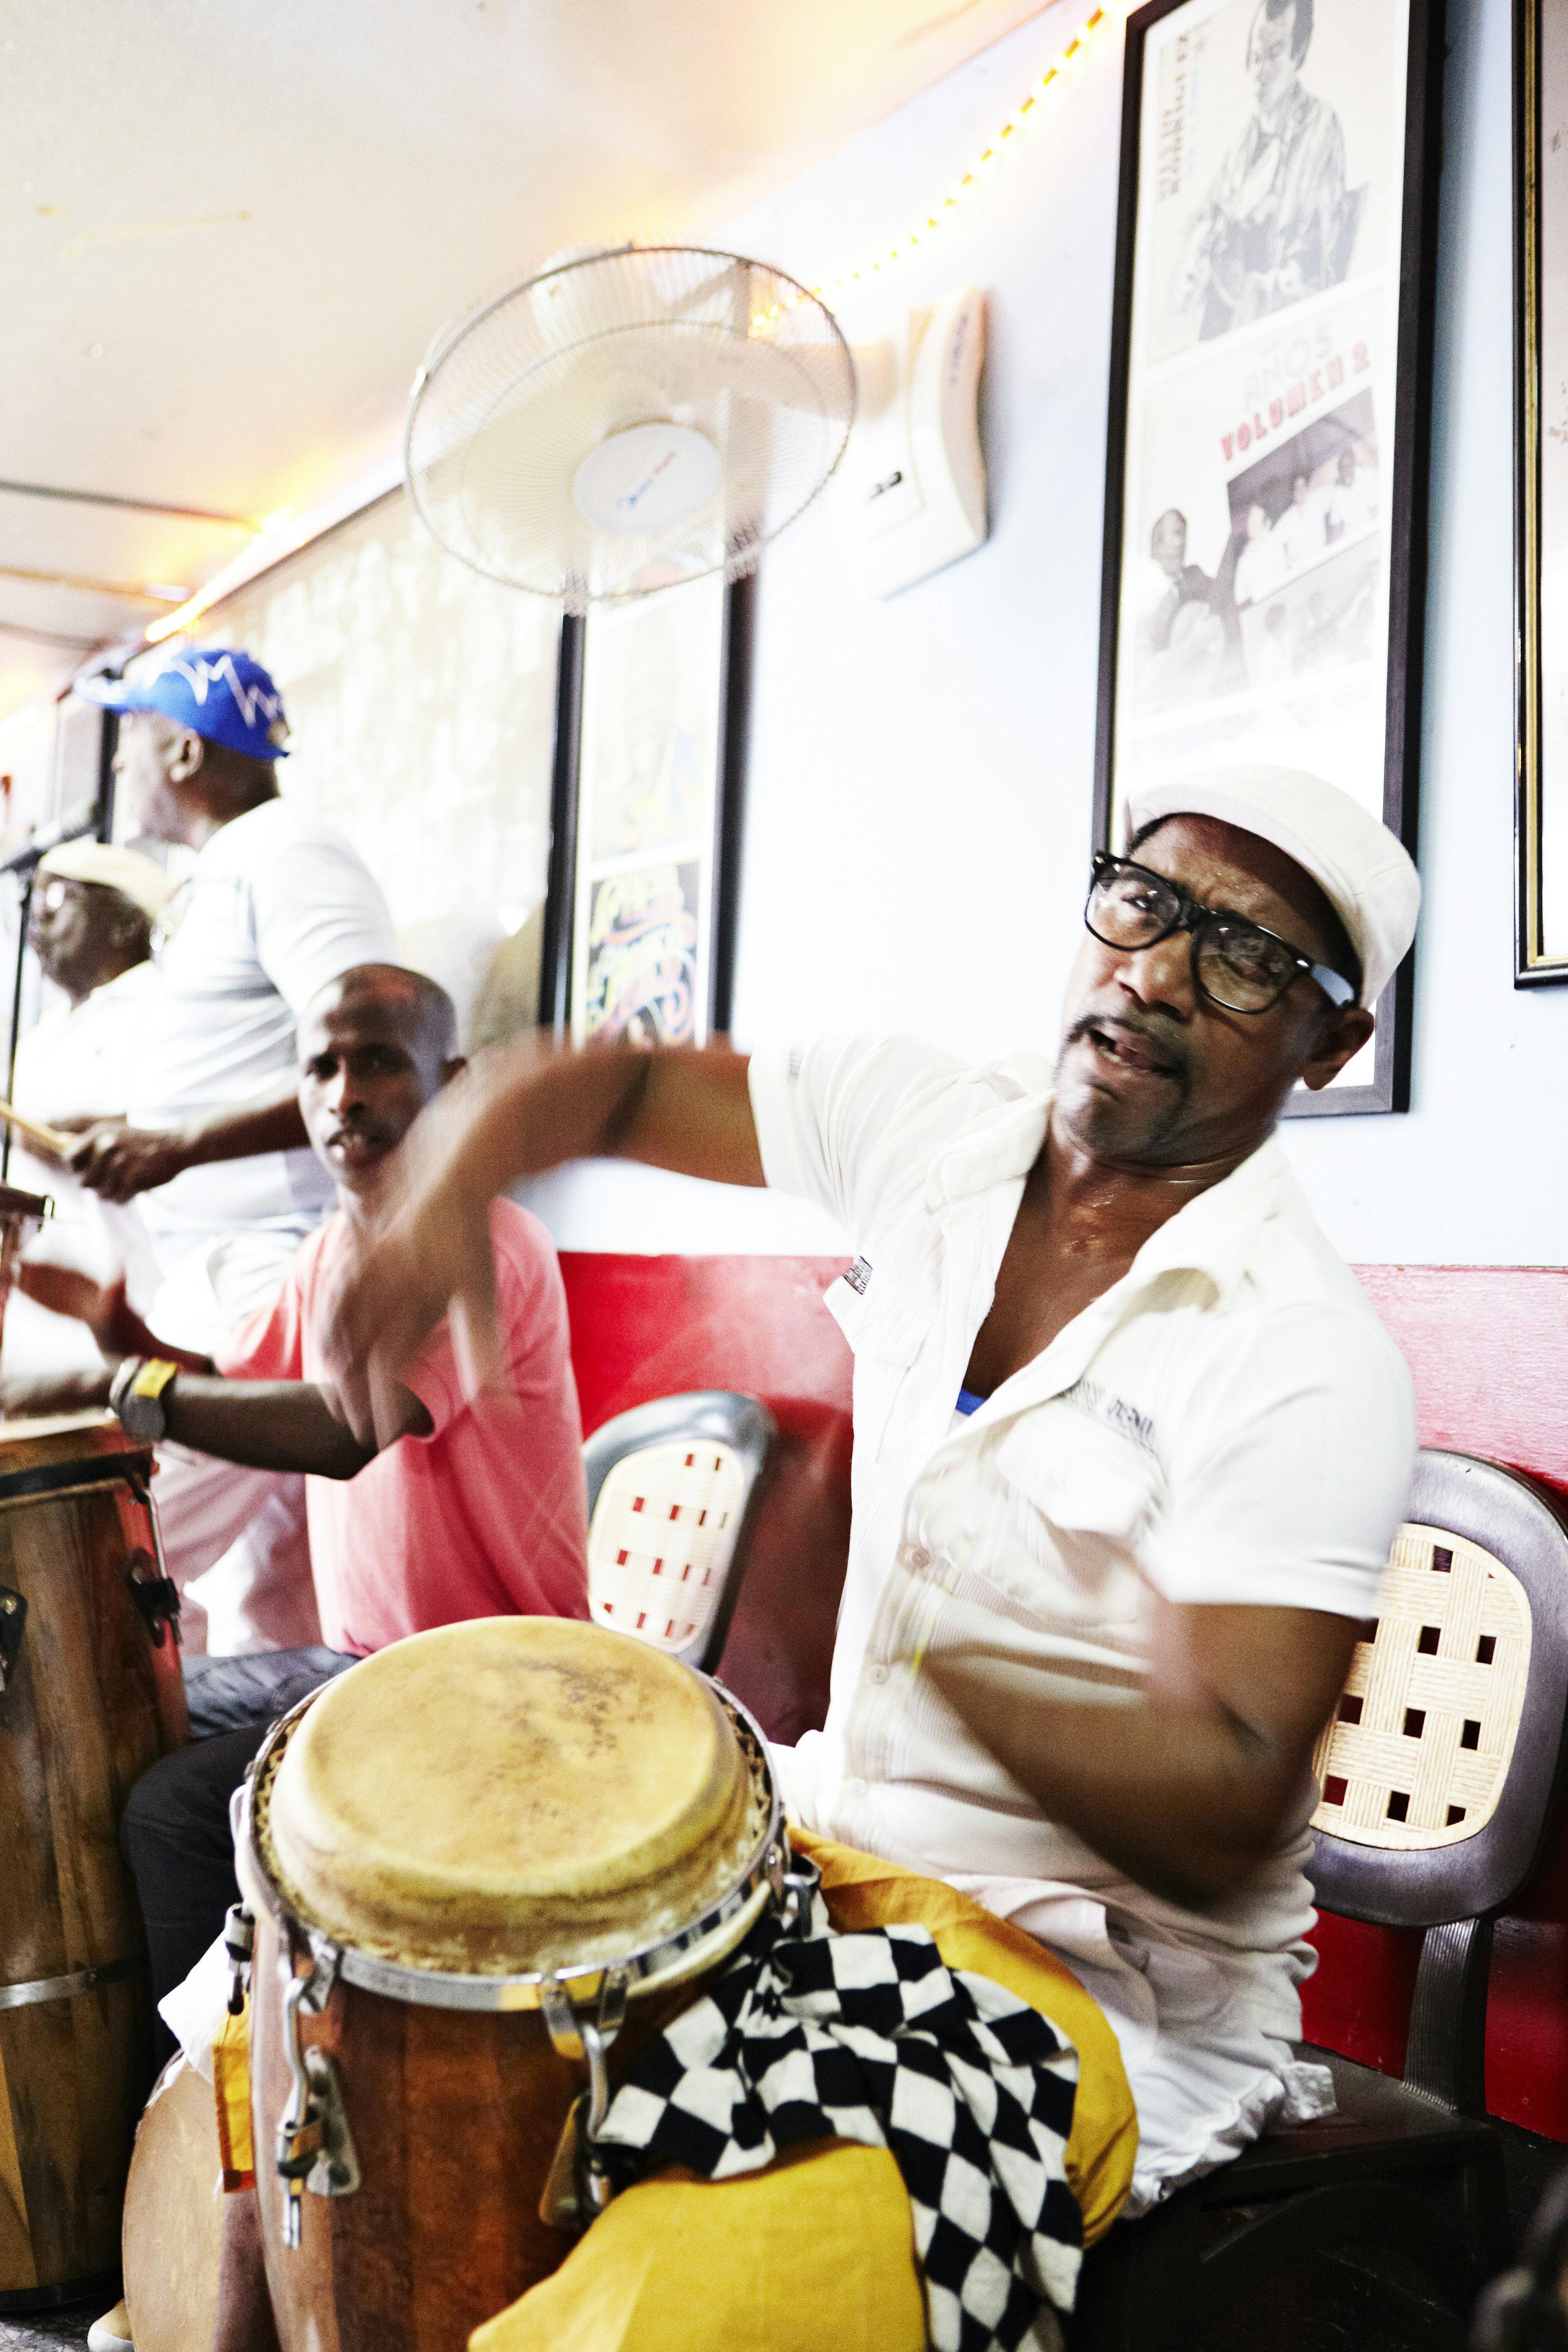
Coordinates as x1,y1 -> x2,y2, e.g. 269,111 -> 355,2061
130,1358 -> 181,1401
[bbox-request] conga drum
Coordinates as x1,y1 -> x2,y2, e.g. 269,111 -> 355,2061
0,1414 -> 189,2312
236,1616 -> 789,2352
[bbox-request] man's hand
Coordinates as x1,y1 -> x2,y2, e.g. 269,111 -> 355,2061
924,1597 -> 1357,1912
324,1037 -> 761,1448
59,1118 -> 193,1202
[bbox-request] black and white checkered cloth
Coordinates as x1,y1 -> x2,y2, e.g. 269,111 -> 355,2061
595,1860 -> 1083,2352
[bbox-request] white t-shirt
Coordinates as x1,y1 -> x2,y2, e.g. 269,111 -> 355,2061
127,799 -> 396,1262
748,1035 -> 1417,2209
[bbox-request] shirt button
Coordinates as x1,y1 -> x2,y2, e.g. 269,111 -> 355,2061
909,1546 -> 930,1570
867,1664 -> 889,1686
844,1777 -> 866,1799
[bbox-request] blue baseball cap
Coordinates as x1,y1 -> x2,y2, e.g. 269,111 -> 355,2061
77,647 -> 291,761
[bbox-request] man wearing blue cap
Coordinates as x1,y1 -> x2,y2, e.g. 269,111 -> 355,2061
67,648 -> 398,1653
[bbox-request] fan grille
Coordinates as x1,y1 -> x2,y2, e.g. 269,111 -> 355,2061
405,247 -> 855,610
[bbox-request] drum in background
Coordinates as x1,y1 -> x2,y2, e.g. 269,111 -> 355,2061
238,1616 -> 785,2352
0,1416 -> 189,2311
120,2056 -> 225,2352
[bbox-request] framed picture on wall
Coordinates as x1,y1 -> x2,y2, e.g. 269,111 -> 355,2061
1093,0 -> 1442,1112
1517,0 -> 1568,983
537,573 -> 751,1045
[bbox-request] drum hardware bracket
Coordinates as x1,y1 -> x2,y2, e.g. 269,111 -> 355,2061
276,1931 -> 359,2247
0,1585 -> 24,1692
539,1969 -> 629,2228
125,1546 -> 181,1649
224,1903 -> 254,2015
122,1473 -> 183,1648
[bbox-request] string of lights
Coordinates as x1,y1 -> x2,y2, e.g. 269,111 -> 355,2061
812,2 -> 1114,303
142,0 -> 1123,650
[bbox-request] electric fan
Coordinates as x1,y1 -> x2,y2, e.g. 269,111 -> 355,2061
403,245 -> 856,610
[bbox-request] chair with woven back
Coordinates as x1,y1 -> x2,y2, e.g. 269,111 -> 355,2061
581,1389 -> 777,1673
1074,1448 -> 1568,2352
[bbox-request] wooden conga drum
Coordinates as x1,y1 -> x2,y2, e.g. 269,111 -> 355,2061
0,1414 -> 189,2312
236,1617 -> 786,2352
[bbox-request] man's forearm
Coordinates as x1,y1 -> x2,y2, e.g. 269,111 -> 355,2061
179,1082 -> 309,1169
925,1656 -> 1316,1912
164,1376 -> 375,1478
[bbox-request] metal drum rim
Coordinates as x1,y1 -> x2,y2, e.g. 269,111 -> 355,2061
240,1667 -> 784,2011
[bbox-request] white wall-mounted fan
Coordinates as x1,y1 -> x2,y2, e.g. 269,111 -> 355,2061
404,245 -> 856,611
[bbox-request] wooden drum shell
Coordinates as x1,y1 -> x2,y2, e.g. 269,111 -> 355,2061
248,1906 -> 702,2352
0,1417 -> 189,2309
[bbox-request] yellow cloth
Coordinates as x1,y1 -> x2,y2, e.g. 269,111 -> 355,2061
468,1831 -> 1138,2352
213,2002 -> 254,2192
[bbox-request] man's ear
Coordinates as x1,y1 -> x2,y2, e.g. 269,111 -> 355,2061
166,727 -> 206,783
438,1056 -> 468,1088
1299,1005 -> 1375,1091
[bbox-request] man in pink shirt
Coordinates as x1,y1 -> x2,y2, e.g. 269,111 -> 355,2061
25,960 -> 588,2029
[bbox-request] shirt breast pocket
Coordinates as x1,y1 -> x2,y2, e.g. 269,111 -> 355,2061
994,1410 -> 1161,1557
824,1269 -> 932,1459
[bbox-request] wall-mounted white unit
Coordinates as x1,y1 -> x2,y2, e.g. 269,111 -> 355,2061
833,285 -> 987,600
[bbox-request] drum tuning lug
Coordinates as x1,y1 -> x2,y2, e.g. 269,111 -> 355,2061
766,1840 -> 816,1933
0,1586 -> 25,1693
301,2047 -> 362,2199
223,1904 -> 254,2015
597,1966 -> 629,2042
125,1554 -> 182,1649
540,1976 -> 584,2061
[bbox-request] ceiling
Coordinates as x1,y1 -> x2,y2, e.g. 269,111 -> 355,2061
0,0 -> 1047,725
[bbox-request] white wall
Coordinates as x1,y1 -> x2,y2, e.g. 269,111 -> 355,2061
575,0 -> 1546,1270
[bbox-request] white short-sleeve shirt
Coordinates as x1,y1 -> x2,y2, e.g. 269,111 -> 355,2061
748,1034 -> 1418,2208
126,798 -> 397,1260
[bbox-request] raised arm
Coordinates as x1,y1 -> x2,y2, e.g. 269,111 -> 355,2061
325,1038 -> 761,1443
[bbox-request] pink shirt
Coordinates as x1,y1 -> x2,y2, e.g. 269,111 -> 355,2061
217,1200 -> 589,1655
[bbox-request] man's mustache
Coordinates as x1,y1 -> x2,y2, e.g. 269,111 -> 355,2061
1062,1010 -> 1192,1089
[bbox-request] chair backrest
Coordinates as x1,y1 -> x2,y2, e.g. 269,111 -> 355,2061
582,1390 -> 775,1675
1310,1449 -> 1568,1931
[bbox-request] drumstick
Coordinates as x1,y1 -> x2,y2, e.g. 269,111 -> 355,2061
0,1100 -> 69,1157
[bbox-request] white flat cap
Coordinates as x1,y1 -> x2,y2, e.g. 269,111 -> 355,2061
1123,765 -> 1420,1008
38,839 -> 173,924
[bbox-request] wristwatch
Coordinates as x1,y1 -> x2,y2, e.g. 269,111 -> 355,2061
109,1356 -> 181,1443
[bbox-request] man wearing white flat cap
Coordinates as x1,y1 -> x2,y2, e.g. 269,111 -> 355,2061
2,840 -> 174,1396
315,766 -> 1419,2261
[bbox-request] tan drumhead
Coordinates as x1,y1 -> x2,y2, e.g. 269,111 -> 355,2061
261,1617 -> 762,1975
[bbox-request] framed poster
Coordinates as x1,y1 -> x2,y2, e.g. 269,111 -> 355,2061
536,574 -> 751,1045
1094,0 -> 1441,1112
1517,0 -> 1568,983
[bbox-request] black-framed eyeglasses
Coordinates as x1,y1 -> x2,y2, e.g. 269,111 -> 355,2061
1085,853 -> 1357,1016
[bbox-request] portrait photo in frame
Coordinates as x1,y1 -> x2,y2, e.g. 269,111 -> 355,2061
537,573 -> 751,1047
1516,0 -> 1568,984
1094,0 -> 1441,1111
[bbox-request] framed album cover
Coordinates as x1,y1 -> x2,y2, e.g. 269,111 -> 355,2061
537,574 -> 751,1045
1517,0 -> 1568,983
1093,0 -> 1441,1111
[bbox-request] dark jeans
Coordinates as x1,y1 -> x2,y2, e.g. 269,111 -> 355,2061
123,1644 -> 358,2063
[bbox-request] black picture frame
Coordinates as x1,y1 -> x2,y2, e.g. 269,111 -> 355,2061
1515,0 -> 1568,985
1092,0 -> 1443,1113
538,575 -> 753,1044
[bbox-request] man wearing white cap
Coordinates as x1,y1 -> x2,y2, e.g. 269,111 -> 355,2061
2,841 -> 173,1394
316,764 -> 1421,2282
